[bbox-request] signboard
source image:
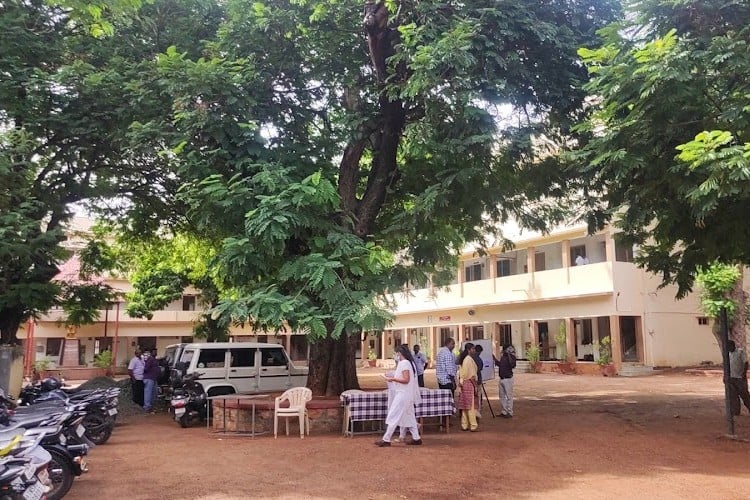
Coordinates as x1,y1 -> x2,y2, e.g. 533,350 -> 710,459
461,339 -> 495,382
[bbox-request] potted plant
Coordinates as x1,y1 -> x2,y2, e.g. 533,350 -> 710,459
32,358 -> 52,380
367,349 -> 377,368
555,323 -> 576,374
526,344 -> 542,373
93,350 -> 114,377
597,336 -> 616,376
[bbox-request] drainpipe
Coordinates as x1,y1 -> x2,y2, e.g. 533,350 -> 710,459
24,320 -> 35,378
111,302 -> 120,376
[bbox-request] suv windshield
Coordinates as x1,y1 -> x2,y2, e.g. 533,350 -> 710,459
180,349 -> 195,366
164,346 -> 180,368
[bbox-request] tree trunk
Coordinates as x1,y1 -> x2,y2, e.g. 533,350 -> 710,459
0,309 -> 23,345
729,268 -> 747,350
306,333 -> 361,396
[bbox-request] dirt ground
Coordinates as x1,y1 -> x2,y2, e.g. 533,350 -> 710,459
65,369 -> 750,500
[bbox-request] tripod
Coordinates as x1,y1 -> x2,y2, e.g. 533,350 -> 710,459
480,383 -> 496,418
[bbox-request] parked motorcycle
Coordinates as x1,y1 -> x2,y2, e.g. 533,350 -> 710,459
170,372 -> 206,428
0,397 -> 89,500
17,379 -> 119,445
0,425 -> 53,500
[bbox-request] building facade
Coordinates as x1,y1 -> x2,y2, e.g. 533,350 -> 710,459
19,219 -> 720,374
366,225 -> 721,372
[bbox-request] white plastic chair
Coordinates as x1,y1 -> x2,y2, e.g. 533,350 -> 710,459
274,387 -> 313,438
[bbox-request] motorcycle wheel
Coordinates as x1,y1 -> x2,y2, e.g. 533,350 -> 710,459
83,412 -> 114,445
85,424 -> 113,445
179,414 -> 190,428
46,448 -> 74,500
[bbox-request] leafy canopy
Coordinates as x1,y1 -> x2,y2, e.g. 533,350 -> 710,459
575,0 -> 750,296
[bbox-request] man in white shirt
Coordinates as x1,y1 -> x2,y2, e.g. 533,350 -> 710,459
728,340 -> 750,416
128,349 -> 145,407
412,345 -> 428,387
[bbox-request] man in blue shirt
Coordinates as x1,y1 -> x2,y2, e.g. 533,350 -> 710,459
435,338 -> 457,392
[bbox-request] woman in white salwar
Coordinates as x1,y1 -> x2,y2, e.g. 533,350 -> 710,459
375,344 -> 423,447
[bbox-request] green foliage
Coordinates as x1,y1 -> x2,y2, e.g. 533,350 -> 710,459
368,349 -> 377,361
597,337 -> 612,366
555,323 -> 567,345
526,345 -> 540,364
93,349 -> 113,369
33,358 -> 52,373
58,282 -> 117,327
0,0 -> 222,343
696,263 -> 741,319
555,323 -> 567,360
574,0 -> 750,297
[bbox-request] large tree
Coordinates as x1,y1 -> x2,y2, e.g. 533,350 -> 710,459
575,0 -> 750,299
116,0 -> 620,395
0,0 -> 222,343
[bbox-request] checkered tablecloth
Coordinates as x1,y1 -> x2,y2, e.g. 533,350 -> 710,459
341,389 -> 455,421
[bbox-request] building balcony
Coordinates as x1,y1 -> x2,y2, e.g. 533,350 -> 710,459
391,261 -> 638,314
38,309 -> 199,324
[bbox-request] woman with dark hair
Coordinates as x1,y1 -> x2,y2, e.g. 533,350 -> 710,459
375,344 -> 423,447
457,342 -> 479,431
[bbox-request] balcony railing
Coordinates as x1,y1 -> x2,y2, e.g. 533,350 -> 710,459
38,309 -> 199,324
391,261 -> 627,313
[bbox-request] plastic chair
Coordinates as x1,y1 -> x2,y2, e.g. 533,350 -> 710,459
274,387 -> 313,438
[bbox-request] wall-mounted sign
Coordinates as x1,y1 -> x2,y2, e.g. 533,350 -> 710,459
439,316 -> 451,321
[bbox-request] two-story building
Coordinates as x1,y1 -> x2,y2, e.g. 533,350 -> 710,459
20,219 -> 720,375
365,224 -> 720,373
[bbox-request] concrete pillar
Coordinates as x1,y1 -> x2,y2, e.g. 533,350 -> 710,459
562,239 -> 571,269
380,331 -> 387,360
429,326 -> 437,365
526,246 -> 535,274
565,317 -> 576,362
489,254 -> 497,293
530,320 -> 539,347
457,261 -> 464,298
609,315 -> 623,368
604,232 -> 616,263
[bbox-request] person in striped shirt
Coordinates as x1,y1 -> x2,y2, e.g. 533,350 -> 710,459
436,338 -> 457,392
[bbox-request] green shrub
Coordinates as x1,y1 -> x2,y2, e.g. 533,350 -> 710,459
93,350 -> 113,369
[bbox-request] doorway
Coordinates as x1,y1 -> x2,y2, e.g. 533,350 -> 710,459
538,322 -> 550,360
620,316 -> 640,362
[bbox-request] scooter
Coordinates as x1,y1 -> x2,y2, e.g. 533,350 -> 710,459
170,372 -> 206,428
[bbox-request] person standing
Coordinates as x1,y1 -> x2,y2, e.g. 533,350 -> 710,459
375,344 -> 423,447
127,349 -> 145,407
472,344 -> 485,417
436,338 -> 457,392
413,345 -> 428,388
457,343 -> 478,431
728,340 -> 750,416
142,350 -> 160,414
493,344 -> 517,418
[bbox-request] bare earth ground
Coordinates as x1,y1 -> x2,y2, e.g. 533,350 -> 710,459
66,370 -> 750,500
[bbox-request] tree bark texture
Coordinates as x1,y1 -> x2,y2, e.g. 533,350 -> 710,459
306,333 -> 361,396
308,1 -> 406,395
729,268 -> 747,350
0,311 -> 22,346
